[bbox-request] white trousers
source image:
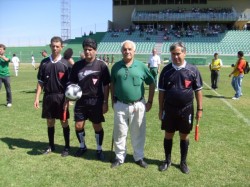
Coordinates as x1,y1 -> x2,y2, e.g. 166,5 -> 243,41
32,61 -> 35,68
113,99 -> 146,163
13,65 -> 19,76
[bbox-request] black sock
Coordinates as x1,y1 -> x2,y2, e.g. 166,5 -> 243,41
180,139 -> 189,163
164,138 -> 172,163
76,129 -> 86,148
63,126 -> 70,149
95,129 -> 104,150
48,126 -> 55,149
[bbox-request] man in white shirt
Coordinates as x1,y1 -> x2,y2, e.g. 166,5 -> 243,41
148,48 -> 161,90
11,54 -> 20,76
31,55 -> 35,69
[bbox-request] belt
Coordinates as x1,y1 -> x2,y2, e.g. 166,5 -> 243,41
116,97 -> 143,105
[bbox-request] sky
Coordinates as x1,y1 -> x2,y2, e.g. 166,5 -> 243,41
0,0 -> 112,47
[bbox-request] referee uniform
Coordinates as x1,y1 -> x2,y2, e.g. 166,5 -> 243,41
159,61 -> 203,133
38,56 -> 69,120
69,57 -> 110,159
158,60 -> 203,173
37,53 -> 70,156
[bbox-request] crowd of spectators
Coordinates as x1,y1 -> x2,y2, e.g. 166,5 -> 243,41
107,22 -> 230,42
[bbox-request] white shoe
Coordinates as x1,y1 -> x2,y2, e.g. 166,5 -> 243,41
232,97 -> 239,100
7,103 -> 12,107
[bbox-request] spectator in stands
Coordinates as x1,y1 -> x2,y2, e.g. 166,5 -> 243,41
209,53 -> 223,90
11,54 -> 20,77
0,44 -> 12,107
110,40 -> 155,169
148,48 -> 161,91
229,51 -> 246,100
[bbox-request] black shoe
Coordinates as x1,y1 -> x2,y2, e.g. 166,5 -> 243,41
96,150 -> 105,161
61,147 -> 70,157
159,160 -> 171,171
180,161 -> 190,174
111,159 -> 122,168
135,159 -> 148,168
43,146 -> 55,155
74,146 -> 87,157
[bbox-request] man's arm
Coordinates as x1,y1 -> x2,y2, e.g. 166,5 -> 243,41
158,90 -> 164,120
195,90 -> 203,121
145,83 -> 155,112
0,54 -> 10,62
102,84 -> 110,114
34,82 -> 43,109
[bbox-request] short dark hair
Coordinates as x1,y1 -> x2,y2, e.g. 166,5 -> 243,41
50,36 -> 63,45
82,38 -> 97,50
0,44 -> 6,50
238,51 -> 244,57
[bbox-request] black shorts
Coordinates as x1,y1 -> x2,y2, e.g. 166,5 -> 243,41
161,104 -> 194,134
74,98 -> 104,124
42,93 -> 69,120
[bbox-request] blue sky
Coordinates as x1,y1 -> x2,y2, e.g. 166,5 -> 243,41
0,0 -> 112,46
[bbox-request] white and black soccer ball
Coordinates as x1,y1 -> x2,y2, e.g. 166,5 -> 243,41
65,84 -> 82,101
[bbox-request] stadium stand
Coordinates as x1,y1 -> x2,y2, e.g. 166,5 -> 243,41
5,0 -> 250,65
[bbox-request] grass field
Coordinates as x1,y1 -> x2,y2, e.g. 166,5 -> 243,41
0,63 -> 249,187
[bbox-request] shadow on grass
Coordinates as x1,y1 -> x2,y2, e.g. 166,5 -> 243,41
0,137 -> 160,165
22,90 -> 37,94
204,94 -> 225,99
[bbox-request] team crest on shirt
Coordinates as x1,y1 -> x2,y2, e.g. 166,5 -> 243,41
58,72 -> 65,79
92,78 -> 98,85
184,79 -> 192,88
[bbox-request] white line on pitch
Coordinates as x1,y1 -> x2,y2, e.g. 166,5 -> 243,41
203,81 -> 250,126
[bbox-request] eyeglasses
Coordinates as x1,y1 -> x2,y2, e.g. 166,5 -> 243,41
124,68 -> 129,80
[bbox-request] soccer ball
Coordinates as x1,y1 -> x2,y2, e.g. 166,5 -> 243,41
65,84 -> 82,101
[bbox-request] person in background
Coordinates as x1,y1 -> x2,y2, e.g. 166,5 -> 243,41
41,50 -> 48,58
11,54 -> 20,76
148,48 -> 161,91
0,44 -> 12,107
80,51 -> 85,60
31,55 -> 36,69
158,42 -> 203,174
110,40 -> 155,169
229,51 -> 246,100
209,53 -> 223,90
35,50 -> 48,70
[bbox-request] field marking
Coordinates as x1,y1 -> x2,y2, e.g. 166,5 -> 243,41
203,81 -> 250,126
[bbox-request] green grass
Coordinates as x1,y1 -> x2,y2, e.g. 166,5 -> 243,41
0,64 -> 249,187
